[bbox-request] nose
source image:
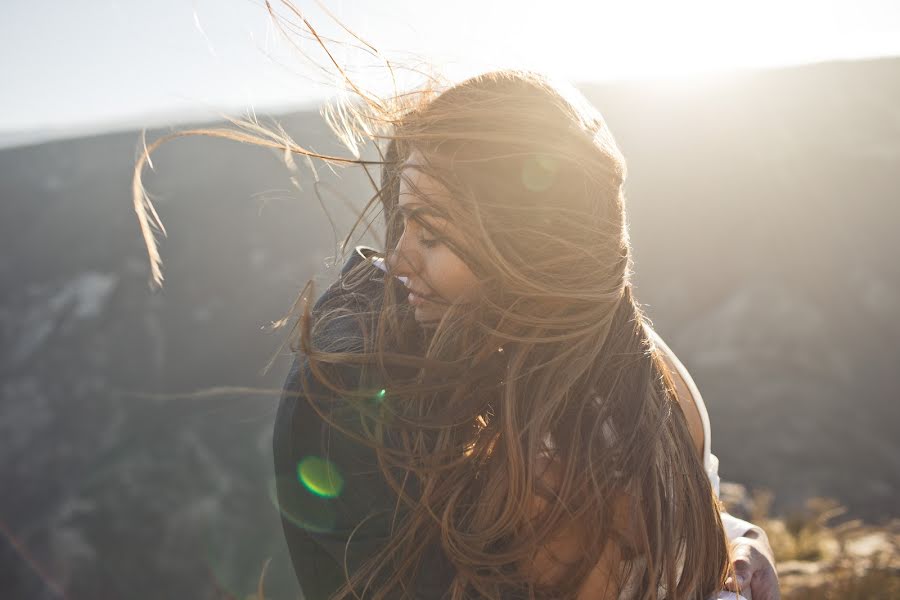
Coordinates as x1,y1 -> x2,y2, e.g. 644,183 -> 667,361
386,228 -> 419,281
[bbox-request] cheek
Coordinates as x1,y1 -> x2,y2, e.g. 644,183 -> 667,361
428,248 -> 479,302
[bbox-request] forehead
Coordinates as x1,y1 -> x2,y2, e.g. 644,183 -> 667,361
398,157 -> 454,209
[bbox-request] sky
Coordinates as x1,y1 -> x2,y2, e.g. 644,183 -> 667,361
2,0 -> 900,144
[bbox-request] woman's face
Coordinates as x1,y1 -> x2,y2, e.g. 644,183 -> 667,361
387,151 -> 480,326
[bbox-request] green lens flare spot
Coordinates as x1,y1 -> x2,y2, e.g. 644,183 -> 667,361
297,456 -> 344,498
269,476 -> 337,533
375,388 -> 387,403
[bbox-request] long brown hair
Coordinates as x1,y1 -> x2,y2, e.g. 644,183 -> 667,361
133,5 -> 730,599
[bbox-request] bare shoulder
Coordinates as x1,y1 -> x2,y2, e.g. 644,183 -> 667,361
655,339 -> 705,459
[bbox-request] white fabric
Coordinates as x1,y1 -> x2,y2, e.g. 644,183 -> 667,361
721,513 -> 759,543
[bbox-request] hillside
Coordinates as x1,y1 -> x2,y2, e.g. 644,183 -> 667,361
2,57 -> 899,599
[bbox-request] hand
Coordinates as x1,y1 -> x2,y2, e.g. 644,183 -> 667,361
724,528 -> 781,600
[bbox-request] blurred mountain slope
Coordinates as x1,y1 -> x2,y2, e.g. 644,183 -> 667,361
1,56 -> 898,599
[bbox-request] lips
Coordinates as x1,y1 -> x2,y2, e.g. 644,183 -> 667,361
405,285 -> 437,307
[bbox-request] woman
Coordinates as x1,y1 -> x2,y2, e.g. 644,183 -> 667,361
268,71 -> 777,599
132,32 -> 777,598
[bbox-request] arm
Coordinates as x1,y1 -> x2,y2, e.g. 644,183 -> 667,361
272,274 -> 388,592
274,252 -> 460,597
275,248 -> 465,599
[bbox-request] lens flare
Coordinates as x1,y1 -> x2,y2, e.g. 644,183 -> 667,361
297,456 -> 344,498
269,475 -> 338,534
521,154 -> 559,192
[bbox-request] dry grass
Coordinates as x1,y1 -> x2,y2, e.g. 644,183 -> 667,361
785,564 -> 900,600
727,489 -> 900,599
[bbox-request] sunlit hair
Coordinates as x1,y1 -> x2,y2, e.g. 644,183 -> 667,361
133,4 -> 731,599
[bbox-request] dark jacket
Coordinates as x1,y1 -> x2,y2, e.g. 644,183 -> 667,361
272,248 -> 455,599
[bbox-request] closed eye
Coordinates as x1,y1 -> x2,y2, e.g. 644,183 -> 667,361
418,235 -> 442,249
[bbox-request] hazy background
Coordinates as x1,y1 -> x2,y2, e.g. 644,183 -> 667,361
2,1 -> 899,599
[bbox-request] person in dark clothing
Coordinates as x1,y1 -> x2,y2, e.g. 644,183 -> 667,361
271,131 -> 453,598
273,243 -> 460,600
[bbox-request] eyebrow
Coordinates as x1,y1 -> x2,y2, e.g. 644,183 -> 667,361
396,202 -> 446,221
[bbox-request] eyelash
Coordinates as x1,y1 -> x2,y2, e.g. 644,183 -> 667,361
399,216 -> 442,249
418,234 -> 441,249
